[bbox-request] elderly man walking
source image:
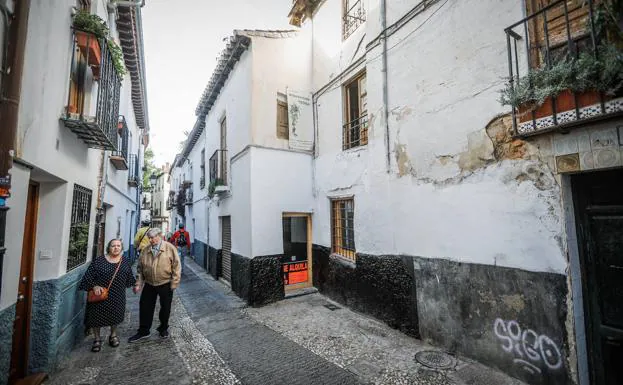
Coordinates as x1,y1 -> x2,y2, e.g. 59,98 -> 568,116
128,228 -> 181,342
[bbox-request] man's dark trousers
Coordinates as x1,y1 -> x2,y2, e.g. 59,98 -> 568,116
138,283 -> 173,334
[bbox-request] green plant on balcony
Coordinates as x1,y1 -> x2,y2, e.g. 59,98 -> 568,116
500,1 -> 623,111
499,43 -> 623,109
72,10 -> 126,80
107,39 -> 127,80
72,10 -> 108,39
207,179 -> 225,199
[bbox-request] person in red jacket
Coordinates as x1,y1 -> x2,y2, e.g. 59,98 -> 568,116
171,224 -> 191,273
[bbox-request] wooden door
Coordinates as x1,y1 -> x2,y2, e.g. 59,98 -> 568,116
9,183 -> 39,383
572,169 -> 623,385
221,216 -> 231,282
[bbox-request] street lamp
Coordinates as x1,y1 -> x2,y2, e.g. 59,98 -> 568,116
149,174 -> 157,226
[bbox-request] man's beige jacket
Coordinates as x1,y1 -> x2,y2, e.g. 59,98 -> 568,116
136,241 -> 181,289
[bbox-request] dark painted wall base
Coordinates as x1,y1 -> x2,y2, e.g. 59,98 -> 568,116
192,240 -> 208,270
29,264 -> 88,375
414,257 -> 569,385
229,253 -> 284,307
208,246 -> 221,279
312,244 -> 569,385
0,304 -> 16,385
312,245 -> 419,337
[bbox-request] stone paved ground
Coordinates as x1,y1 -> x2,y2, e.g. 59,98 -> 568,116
46,260 -> 526,385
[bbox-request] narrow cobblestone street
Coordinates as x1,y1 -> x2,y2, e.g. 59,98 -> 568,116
46,260 -> 525,385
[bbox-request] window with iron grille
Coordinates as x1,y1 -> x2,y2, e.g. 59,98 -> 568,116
277,100 -> 289,139
343,0 -> 366,40
67,184 -> 93,271
331,198 -> 356,261
343,72 -> 368,150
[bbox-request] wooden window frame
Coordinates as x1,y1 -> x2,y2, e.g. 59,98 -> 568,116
342,71 -> 368,150
331,198 -> 356,261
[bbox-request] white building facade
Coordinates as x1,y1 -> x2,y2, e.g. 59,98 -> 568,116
151,164 -> 171,235
0,0 -> 149,383
171,1 -> 623,384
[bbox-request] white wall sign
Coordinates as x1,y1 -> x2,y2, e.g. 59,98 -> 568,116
287,90 -> 313,151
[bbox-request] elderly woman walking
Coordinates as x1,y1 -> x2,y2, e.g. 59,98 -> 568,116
79,239 -> 136,352
129,228 -> 181,342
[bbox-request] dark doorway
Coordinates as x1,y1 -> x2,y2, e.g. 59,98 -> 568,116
9,183 -> 39,383
281,214 -> 312,291
572,168 -> 623,385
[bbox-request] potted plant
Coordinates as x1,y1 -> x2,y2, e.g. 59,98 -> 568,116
72,10 -> 108,68
500,43 -> 623,122
72,10 -> 126,80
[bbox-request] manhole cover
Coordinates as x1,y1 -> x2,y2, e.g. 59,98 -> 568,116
414,350 -> 455,370
324,303 -> 341,311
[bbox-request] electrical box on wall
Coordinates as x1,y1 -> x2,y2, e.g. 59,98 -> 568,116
39,250 -> 52,260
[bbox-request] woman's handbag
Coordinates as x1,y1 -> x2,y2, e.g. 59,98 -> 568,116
87,257 -> 122,303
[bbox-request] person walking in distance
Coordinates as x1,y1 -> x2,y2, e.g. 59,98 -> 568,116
128,228 -> 181,342
171,223 -> 191,273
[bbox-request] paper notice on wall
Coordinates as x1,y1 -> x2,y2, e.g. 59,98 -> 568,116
287,90 -> 313,151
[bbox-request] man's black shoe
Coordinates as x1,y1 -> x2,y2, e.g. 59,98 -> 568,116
159,329 -> 169,339
128,332 -> 150,343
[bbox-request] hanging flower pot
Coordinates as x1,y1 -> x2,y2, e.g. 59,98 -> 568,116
518,90 -> 604,123
75,30 -> 102,68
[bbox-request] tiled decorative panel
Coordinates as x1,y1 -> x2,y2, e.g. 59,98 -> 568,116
552,123 -> 623,173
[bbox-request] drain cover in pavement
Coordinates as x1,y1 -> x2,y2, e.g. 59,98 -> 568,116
414,350 -> 455,370
324,303 -> 341,311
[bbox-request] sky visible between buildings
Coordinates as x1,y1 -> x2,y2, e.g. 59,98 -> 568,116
142,0 -> 295,165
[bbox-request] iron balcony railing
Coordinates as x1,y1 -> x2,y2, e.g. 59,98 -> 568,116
127,154 -> 139,187
62,29 -> 121,150
209,149 -> 228,186
343,0 -> 366,39
504,0 -> 623,136
342,114 -> 368,150
110,116 -> 129,170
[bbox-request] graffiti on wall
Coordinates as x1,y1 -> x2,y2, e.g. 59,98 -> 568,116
493,318 -> 563,375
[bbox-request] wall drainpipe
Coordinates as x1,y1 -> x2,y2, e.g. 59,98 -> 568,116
380,0 -> 390,173
0,0 -> 30,299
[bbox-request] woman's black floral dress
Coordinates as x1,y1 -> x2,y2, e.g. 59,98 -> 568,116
79,256 -> 136,328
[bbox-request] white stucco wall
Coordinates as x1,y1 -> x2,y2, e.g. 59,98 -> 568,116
2,0 -> 144,315
250,32 -> 312,149
309,0 -> 567,274
250,147 -> 314,257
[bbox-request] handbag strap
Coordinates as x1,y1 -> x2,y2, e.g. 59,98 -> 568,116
106,257 -> 123,291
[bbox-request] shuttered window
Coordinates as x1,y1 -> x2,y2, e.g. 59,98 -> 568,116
277,100 -> 289,139
221,216 -> 232,282
524,0 -> 595,68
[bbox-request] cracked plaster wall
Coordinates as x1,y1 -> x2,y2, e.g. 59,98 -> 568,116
311,0 -> 567,275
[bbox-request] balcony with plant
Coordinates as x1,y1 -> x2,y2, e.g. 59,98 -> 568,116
61,10 -> 127,150
500,0 -> 623,136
